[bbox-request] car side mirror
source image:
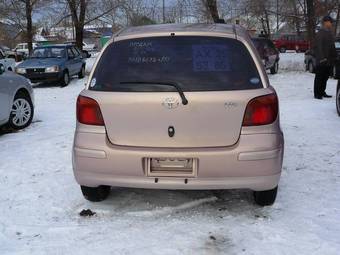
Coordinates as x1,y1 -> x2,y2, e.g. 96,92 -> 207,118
0,64 -> 5,75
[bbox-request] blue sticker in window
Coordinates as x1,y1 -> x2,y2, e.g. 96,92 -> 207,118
192,45 -> 230,72
250,77 -> 260,84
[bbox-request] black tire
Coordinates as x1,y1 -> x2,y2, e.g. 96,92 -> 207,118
81,185 -> 111,202
8,92 -> 34,130
78,65 -> 85,79
60,71 -> 70,87
336,82 -> 340,117
279,47 -> 286,53
270,62 -> 279,74
253,186 -> 278,206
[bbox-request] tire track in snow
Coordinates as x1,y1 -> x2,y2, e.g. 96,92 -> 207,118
126,196 -> 218,217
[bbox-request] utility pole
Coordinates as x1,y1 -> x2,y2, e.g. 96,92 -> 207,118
162,0 -> 165,23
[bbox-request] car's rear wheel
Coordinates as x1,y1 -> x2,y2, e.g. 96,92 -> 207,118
336,82 -> 340,116
279,47 -> 286,53
253,186 -> 278,206
270,62 -> 279,74
8,92 -> 34,130
308,61 -> 314,73
81,185 -> 111,202
60,71 -> 70,87
78,65 -> 85,79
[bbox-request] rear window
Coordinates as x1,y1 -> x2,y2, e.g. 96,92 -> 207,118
90,36 -> 263,92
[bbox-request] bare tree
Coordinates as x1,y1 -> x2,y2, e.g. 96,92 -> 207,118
306,0 -> 316,45
203,0 -> 220,23
2,0 -> 41,54
63,0 -> 119,49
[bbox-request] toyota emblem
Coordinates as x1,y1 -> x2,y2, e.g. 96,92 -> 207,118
162,97 -> 179,109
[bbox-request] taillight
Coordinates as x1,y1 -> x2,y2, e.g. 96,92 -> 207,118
243,93 -> 278,126
76,95 -> 104,126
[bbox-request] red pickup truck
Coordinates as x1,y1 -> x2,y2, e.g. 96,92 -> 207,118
273,34 -> 310,53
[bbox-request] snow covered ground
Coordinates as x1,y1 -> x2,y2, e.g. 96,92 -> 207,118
1,67 -> 340,254
279,52 -> 306,72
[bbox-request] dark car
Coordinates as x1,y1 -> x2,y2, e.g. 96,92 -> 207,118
305,38 -> 340,76
273,34 -> 309,53
252,37 -> 280,74
15,45 -> 86,86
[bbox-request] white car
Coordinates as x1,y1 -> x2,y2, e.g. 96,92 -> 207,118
13,43 -> 39,56
0,49 -> 15,72
0,64 -> 34,130
82,42 -> 96,52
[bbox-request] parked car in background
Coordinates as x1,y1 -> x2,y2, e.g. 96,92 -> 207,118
82,41 -> 97,51
0,49 -> 16,71
13,43 -> 39,57
0,63 -> 34,130
15,44 -> 86,86
73,24 -> 284,206
252,37 -> 280,74
65,41 -> 95,58
305,38 -> 340,75
273,34 -> 309,53
1,45 -> 25,62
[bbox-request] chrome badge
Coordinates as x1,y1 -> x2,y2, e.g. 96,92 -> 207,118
224,102 -> 238,109
162,97 -> 180,109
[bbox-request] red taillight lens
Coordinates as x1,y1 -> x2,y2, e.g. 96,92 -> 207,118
76,95 -> 104,126
243,93 -> 278,126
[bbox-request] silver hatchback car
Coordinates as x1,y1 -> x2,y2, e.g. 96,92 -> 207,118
0,64 -> 34,130
73,24 -> 284,206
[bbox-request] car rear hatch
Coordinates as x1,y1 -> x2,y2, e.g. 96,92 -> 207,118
87,35 -> 264,148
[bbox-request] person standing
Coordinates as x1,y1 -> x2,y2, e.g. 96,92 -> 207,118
313,16 -> 337,99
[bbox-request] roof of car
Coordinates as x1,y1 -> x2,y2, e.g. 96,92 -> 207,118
35,44 -> 72,48
115,23 -> 249,39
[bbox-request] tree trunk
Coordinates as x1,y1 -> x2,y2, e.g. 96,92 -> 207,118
68,0 -> 86,50
205,0 -> 220,23
265,10 -> 271,38
306,0 -> 316,47
25,0 -> 33,55
292,0 -> 301,36
75,23 -> 84,50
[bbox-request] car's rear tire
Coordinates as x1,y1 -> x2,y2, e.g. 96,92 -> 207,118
78,65 -> 85,79
60,71 -> 70,87
81,185 -> 111,202
270,62 -> 279,74
8,92 -> 34,130
336,82 -> 340,117
279,47 -> 286,53
253,186 -> 278,206
308,61 -> 314,73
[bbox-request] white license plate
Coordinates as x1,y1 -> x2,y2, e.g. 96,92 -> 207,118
147,158 -> 197,177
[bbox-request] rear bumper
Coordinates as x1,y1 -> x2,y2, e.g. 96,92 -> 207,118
73,127 -> 284,191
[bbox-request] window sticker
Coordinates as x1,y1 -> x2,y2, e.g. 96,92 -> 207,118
90,78 -> 96,88
127,40 -> 171,64
250,77 -> 260,84
192,45 -> 231,72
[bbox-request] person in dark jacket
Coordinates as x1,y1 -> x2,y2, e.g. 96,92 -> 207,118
313,16 -> 337,99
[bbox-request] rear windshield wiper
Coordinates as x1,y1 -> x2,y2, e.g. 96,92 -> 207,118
119,81 -> 188,105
